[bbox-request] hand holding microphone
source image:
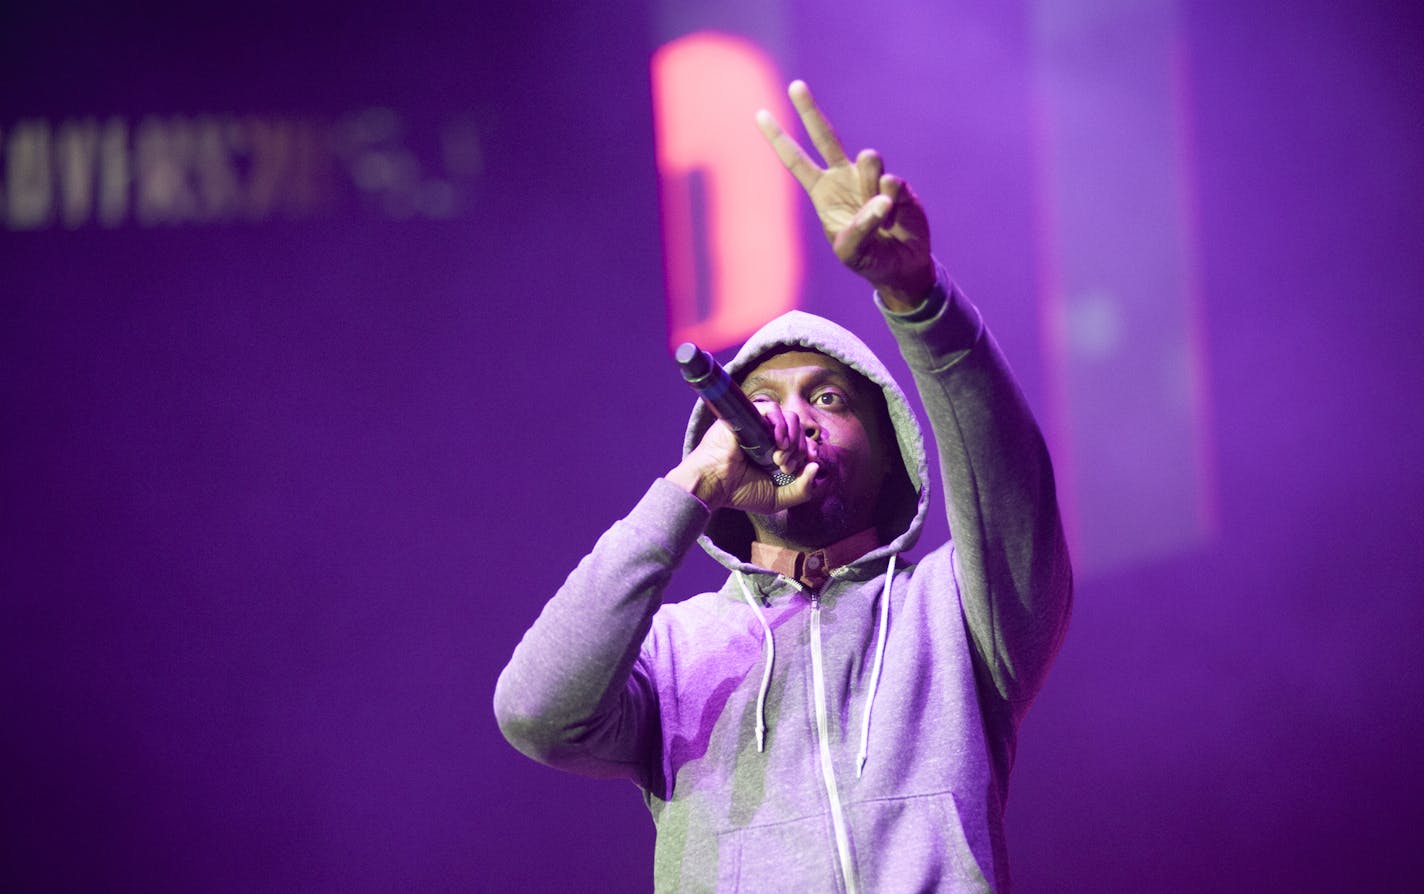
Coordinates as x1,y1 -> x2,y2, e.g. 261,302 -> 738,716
676,343 -> 797,487
668,343 -> 818,512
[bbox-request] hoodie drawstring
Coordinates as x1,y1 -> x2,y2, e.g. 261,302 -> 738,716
737,555 -> 898,771
737,572 -> 775,753
856,553 -> 895,778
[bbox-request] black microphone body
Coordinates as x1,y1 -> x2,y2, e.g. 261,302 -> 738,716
675,342 -> 796,487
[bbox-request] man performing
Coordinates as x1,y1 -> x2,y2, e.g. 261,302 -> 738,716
494,81 -> 1072,893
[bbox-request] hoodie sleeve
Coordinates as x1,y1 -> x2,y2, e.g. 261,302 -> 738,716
493,477 -> 708,784
878,269 -> 1073,713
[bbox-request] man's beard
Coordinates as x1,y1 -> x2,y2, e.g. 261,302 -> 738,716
750,488 -> 862,550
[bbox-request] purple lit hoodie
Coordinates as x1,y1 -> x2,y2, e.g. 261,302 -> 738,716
494,271 -> 1072,892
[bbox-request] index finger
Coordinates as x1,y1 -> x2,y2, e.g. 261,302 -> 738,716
759,401 -> 790,449
756,108 -> 823,194
788,80 -> 849,168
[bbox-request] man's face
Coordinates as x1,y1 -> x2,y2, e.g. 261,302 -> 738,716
738,350 -> 890,550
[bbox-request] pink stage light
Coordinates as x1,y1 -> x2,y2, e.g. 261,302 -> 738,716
651,32 -> 802,354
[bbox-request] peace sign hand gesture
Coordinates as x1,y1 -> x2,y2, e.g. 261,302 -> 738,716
756,80 -> 937,312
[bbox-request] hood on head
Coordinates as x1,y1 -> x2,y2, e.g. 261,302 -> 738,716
682,310 -> 930,571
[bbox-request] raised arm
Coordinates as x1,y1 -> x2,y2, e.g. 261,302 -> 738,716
758,81 -> 1072,709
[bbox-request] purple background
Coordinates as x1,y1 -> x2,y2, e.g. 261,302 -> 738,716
3,1 -> 1422,891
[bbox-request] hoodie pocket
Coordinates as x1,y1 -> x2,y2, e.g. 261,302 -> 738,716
715,812 -> 841,892
845,789 -> 991,891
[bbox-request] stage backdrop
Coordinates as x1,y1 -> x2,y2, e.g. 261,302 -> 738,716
3,1 -> 1422,891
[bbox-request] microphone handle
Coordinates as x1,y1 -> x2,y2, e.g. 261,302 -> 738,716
675,343 -> 796,487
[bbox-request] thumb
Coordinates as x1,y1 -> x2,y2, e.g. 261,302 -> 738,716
772,461 -> 820,510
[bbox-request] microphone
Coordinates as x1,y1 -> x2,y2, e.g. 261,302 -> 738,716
675,342 -> 796,487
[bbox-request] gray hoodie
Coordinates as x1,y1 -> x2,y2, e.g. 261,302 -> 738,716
495,272 -> 1072,892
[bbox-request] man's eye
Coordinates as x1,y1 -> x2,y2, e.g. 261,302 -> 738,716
814,391 -> 845,407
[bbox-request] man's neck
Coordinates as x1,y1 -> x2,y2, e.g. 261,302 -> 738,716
749,528 -> 882,591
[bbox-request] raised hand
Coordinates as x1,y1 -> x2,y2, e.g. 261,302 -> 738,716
756,80 -> 936,311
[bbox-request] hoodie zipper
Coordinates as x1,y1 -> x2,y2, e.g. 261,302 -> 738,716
808,590 -> 858,894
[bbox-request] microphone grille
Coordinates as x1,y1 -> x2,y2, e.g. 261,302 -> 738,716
674,342 -> 711,378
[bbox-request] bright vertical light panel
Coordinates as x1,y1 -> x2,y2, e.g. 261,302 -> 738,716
1033,1 -> 1216,572
651,32 -> 802,353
